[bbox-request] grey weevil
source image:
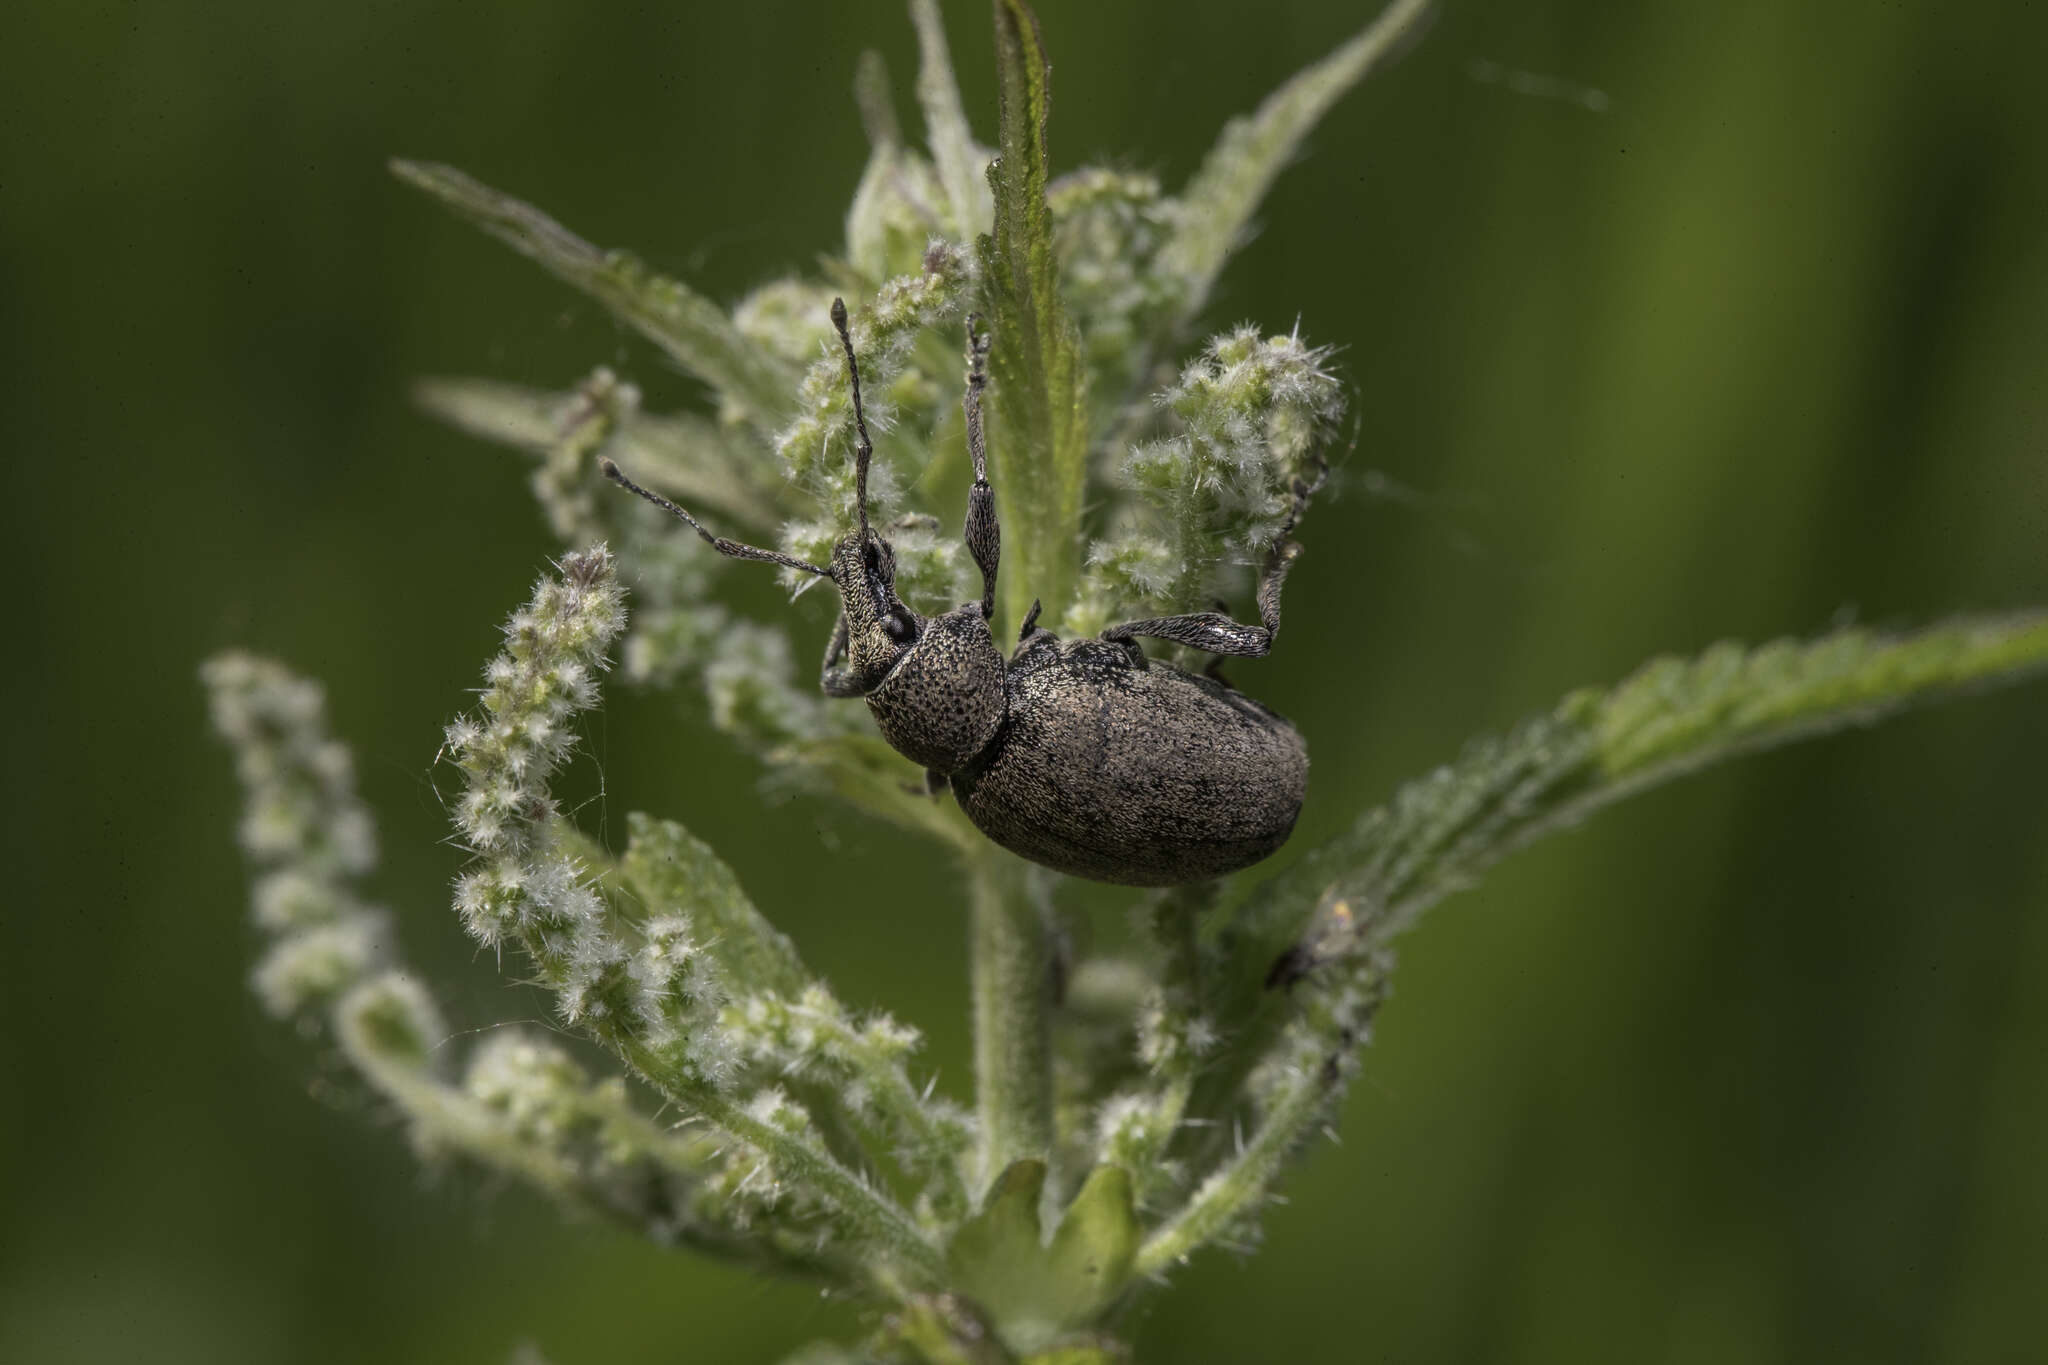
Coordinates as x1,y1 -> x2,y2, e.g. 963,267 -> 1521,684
600,299 -> 1323,886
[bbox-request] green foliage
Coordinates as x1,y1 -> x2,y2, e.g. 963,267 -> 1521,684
1155,0 -> 1436,327
979,0 -> 1090,631
389,160 -> 798,435
946,1161 -> 1139,1353
198,2 -> 2048,1361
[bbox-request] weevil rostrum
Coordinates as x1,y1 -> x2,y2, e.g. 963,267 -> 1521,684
602,299 -> 1324,886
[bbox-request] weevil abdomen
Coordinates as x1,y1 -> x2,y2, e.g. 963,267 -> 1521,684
949,637 -> 1308,886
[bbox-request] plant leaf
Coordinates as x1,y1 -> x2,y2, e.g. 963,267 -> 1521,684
911,0 -> 992,239
1158,0 -> 1434,327
619,811 -> 812,999
1042,1166 -> 1139,1321
978,0 -> 1090,631
414,374 -> 785,531
1145,610 -> 2048,1277
392,160 -> 798,435
1261,609 -> 2048,979
947,1161 -> 1140,1353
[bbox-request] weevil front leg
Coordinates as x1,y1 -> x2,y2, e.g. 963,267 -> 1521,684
820,613 -> 866,697
961,315 -> 999,621
1101,453 -> 1328,663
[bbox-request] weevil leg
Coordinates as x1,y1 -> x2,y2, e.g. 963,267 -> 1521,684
820,612 -> 866,697
961,316 -> 1000,620
1010,596 -> 1062,668
900,767 -> 951,798
1100,452 -> 1329,661
1203,601 -> 1235,682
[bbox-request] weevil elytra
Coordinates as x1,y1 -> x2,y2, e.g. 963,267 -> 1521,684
601,299 -> 1322,886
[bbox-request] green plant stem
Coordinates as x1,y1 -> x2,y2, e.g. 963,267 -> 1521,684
655,1057 -> 949,1291
969,852 -> 1056,1195
774,994 -> 975,1223
348,1027 -> 587,1203
1131,1030 -> 1327,1279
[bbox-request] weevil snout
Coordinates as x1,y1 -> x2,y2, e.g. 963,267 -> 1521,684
827,530 -> 923,691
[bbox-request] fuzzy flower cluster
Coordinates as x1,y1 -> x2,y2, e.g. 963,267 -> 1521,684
1073,325 -> 1343,636
202,653 -> 395,1020
433,549 -> 968,1285
209,553 -> 968,1289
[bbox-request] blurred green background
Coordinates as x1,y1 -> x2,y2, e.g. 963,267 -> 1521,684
5,0 -> 2045,1360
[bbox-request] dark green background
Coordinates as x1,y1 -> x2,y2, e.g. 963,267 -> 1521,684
5,1 -> 2045,1361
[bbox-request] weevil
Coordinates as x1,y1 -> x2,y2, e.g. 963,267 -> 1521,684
600,299 -> 1322,886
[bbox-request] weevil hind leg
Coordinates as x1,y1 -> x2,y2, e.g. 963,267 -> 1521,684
1202,601 -> 1236,683
1100,455 -> 1327,663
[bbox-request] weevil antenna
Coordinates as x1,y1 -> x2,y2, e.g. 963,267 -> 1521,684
599,458 -> 829,577
830,297 -> 875,547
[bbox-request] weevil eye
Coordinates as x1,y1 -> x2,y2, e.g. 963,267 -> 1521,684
882,611 -> 916,644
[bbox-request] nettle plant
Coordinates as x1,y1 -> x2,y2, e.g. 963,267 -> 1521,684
206,1 -> 2048,1360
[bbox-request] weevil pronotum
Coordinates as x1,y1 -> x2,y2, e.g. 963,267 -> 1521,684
602,299 -> 1324,886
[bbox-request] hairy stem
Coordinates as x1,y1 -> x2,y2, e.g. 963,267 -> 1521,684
671,1063 -> 947,1290
1133,1030 -> 1325,1277
969,852 -> 1056,1195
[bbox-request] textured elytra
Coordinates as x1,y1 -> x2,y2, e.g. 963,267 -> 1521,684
950,631 -> 1308,886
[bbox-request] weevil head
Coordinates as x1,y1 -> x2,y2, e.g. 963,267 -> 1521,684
829,530 -> 1007,773
828,530 -> 921,690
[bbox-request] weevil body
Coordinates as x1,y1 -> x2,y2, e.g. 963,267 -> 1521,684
603,300 -> 1321,887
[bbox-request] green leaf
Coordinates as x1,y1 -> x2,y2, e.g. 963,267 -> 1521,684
391,160 -> 798,434
910,0 -> 992,240
619,811 -> 811,999
1146,610 -> 2048,1277
947,1161 -> 1140,1352
414,375 -> 786,532
770,732 -> 985,854
1158,0 -> 1434,326
978,0 -> 1090,632
1043,1166 -> 1140,1318
1277,609 -> 2048,971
